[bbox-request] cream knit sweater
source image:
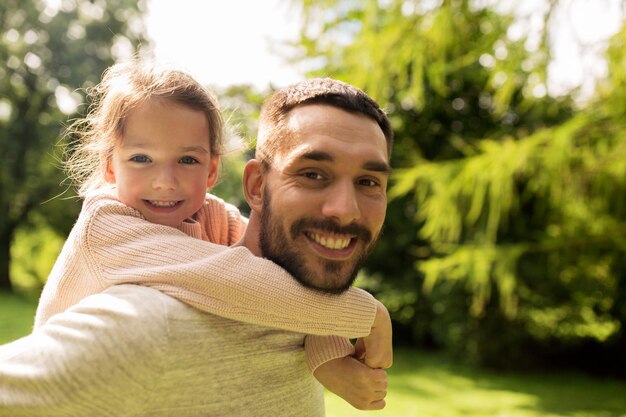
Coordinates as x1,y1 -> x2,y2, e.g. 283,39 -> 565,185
2,285 -> 326,416
35,191 -> 372,370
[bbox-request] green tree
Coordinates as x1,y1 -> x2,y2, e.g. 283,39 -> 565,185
293,0 -> 625,372
391,24 -> 626,373
0,0 -> 148,291
212,83 -> 268,214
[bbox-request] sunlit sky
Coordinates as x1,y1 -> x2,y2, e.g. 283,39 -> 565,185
144,0 -> 623,96
145,0 -> 303,90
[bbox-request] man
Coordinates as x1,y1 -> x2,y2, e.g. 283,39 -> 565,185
0,78 -> 394,416
242,77 -> 395,411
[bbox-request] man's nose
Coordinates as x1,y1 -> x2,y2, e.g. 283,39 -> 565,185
320,180 -> 361,225
152,166 -> 178,190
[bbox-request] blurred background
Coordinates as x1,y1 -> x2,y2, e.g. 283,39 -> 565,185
1,0 -> 626,415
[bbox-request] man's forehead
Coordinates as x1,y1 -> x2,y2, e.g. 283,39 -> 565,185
287,105 -> 387,150
256,103 -> 391,173
285,104 -> 357,132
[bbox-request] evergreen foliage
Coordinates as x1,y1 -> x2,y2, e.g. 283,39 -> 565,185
295,0 -> 626,374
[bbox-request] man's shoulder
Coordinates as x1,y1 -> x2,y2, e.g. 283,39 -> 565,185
100,283 -> 176,303
94,284 -> 191,319
46,285 -> 192,360
52,284 -> 188,339
74,288 -> 324,417
95,285 -> 211,325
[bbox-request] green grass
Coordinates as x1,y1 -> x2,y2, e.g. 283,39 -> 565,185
1,292 -> 625,417
0,291 -> 37,344
325,349 -> 626,417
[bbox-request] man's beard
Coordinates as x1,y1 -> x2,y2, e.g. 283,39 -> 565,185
259,188 -> 379,294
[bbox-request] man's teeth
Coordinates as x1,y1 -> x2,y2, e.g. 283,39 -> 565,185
309,232 -> 351,250
149,200 -> 178,207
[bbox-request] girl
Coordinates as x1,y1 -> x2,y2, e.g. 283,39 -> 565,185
35,62 -> 389,408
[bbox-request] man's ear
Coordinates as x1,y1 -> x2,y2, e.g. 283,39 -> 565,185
104,158 -> 116,184
206,156 -> 220,189
242,159 -> 265,213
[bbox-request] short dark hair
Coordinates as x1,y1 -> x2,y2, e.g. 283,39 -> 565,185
256,78 -> 393,165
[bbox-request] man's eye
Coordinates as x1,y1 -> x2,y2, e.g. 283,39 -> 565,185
358,178 -> 379,187
130,155 -> 150,163
180,156 -> 199,164
303,172 -> 324,180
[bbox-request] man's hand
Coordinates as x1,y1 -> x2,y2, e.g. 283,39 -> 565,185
356,299 -> 393,369
314,356 -> 388,410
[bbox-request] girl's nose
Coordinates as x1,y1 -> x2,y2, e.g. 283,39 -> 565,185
152,166 -> 178,190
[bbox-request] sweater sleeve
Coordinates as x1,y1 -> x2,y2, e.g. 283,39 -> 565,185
305,336 -> 355,373
83,194 -> 376,338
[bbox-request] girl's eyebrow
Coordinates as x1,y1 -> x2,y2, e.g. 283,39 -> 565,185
119,142 -> 209,154
181,146 -> 209,154
118,138 -> 151,149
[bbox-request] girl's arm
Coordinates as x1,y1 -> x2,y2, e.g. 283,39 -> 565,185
84,193 -> 377,338
305,305 -> 392,409
305,296 -> 393,371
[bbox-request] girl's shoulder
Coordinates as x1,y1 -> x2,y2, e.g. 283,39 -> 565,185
203,193 -> 239,214
82,187 -> 142,221
197,193 -> 247,244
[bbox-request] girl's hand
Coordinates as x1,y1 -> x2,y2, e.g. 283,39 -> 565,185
357,299 -> 393,369
313,356 -> 388,410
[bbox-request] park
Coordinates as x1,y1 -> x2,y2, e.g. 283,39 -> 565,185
1,0 -> 626,415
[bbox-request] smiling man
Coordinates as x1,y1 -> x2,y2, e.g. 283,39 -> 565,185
240,81 -> 393,297
232,78 -> 394,413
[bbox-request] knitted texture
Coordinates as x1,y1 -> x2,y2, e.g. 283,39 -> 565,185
1,285 -> 325,416
35,191 -> 375,367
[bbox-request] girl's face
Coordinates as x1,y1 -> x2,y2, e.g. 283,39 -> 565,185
105,97 -> 219,228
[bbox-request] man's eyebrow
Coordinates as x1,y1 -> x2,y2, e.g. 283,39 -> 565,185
363,161 -> 393,175
298,150 -> 333,162
297,150 -> 392,174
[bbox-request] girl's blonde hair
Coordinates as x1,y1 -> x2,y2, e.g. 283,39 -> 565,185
65,62 -> 224,197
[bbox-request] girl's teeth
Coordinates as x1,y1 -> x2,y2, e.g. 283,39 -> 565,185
150,200 -> 177,207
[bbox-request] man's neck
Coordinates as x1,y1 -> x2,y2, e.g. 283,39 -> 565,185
233,216 -> 263,257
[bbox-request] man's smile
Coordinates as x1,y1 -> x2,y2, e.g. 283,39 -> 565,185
305,231 -> 352,250
303,230 -> 361,260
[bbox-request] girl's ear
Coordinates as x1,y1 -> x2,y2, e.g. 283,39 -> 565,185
206,156 -> 220,189
242,159 -> 264,213
104,158 -> 116,184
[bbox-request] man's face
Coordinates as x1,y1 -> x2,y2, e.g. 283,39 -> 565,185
259,104 -> 391,293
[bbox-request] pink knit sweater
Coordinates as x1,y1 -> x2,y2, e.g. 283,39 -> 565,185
35,190 -> 368,370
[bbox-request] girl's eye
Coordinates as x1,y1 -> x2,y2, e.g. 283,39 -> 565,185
180,156 -> 199,165
130,155 -> 150,163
